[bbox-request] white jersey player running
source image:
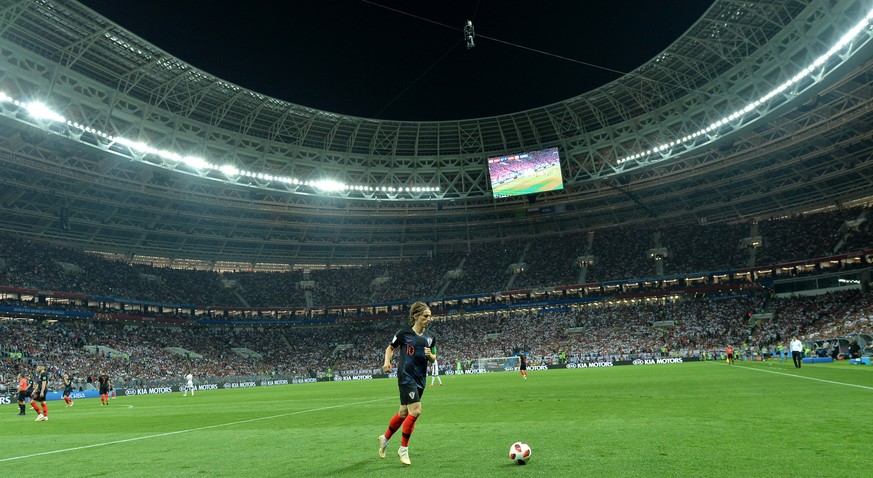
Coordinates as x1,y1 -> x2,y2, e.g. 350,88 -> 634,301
429,346 -> 442,387
183,373 -> 194,396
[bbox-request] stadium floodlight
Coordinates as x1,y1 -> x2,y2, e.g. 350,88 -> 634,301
2,92 -> 441,199
616,6 -> 873,165
159,150 -> 182,162
310,179 -> 347,192
182,156 -> 209,170
219,165 -> 239,176
25,101 -> 65,123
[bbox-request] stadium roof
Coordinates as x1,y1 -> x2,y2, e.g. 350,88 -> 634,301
76,0 -> 713,122
0,0 -> 871,265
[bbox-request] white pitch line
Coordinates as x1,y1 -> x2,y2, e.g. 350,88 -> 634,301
0,396 -> 389,463
731,363 -> 873,391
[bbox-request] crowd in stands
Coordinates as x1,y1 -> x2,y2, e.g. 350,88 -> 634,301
841,208 -> 873,252
442,240 -> 525,296
0,234 -> 230,306
371,257 -> 455,303
661,223 -> 749,275
587,227 -> 653,282
512,234 -> 584,289
755,209 -> 850,265
768,291 -> 873,342
0,318 -> 295,389
223,270 -> 305,308
1,206 -> 871,308
2,289 -> 871,392
0,185 -> 871,397
310,266 -> 380,306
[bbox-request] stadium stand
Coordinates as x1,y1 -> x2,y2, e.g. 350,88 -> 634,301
3,289 -> 872,389
0,0 -> 871,393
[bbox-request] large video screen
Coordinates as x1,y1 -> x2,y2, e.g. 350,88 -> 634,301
487,147 -> 564,199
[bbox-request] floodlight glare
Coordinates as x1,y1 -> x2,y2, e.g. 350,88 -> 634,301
182,156 -> 210,170
310,179 -> 346,192
615,6 -> 873,165
3,90 -> 439,198
25,101 -> 65,123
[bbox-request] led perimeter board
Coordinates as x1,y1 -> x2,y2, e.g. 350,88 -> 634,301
487,147 -> 564,199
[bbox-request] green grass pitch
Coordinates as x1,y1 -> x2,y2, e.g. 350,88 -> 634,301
2,361 -> 871,476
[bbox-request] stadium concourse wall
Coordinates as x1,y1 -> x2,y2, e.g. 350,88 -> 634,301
0,358 -> 699,406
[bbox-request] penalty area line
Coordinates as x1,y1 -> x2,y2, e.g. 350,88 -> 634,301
731,363 -> 873,391
0,396 -> 389,463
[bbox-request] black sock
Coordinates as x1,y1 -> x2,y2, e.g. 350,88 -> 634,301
20,404 -> 25,413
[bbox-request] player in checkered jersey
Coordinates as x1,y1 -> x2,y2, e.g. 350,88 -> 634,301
377,301 -> 436,466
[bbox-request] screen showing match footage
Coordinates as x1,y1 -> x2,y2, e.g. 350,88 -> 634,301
487,147 -> 564,199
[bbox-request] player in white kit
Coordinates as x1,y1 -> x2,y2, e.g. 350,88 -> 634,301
429,345 -> 442,387
183,372 -> 194,396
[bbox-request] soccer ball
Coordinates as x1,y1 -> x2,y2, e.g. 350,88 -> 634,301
509,441 -> 532,465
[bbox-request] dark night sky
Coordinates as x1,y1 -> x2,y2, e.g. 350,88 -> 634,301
78,1 -> 713,121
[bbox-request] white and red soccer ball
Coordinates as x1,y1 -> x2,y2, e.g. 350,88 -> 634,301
509,441 -> 532,465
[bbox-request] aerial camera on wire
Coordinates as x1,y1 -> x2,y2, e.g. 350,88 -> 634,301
464,20 -> 475,49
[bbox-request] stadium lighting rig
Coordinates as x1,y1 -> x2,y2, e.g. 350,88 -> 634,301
1,6 -> 871,197
613,6 -> 873,165
1,92 -> 440,198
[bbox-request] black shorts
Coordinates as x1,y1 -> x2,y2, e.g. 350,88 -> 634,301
727,353 -> 734,360
63,389 -> 73,397
99,387 -> 109,395
17,390 -> 29,402
398,382 -> 424,405
32,391 -> 46,402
